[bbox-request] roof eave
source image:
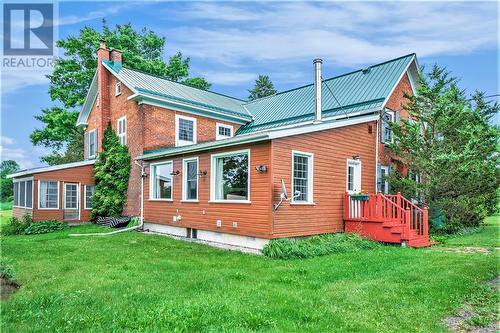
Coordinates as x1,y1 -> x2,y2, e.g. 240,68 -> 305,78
7,160 -> 96,179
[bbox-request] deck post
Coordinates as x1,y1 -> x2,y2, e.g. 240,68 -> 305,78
405,208 -> 411,239
423,207 -> 429,237
377,193 -> 383,221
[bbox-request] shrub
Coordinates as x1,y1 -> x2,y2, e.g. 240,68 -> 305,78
262,233 -> 380,259
0,259 -> 16,281
24,220 -> 68,235
1,214 -> 32,236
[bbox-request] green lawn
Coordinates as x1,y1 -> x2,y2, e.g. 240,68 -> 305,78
1,219 -> 498,332
443,215 -> 499,247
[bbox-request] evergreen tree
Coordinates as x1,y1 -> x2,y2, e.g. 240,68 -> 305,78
248,75 -> 277,101
388,65 -> 499,233
0,160 -> 20,201
92,125 -> 131,219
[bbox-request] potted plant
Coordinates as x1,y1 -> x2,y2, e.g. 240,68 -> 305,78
351,191 -> 370,201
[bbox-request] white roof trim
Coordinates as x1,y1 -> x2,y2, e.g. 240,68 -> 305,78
8,160 -> 96,179
137,113 -> 378,161
77,72 -> 98,127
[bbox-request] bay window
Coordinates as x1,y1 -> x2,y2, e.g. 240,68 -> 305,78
211,150 -> 249,202
150,161 -> 173,200
292,151 -> 313,203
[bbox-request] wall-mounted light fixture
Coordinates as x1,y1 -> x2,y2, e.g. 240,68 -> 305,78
170,170 -> 180,176
352,155 -> 360,160
255,165 -> 268,172
197,170 -> 207,177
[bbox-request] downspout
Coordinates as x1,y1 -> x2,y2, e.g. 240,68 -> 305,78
375,110 -> 380,192
136,160 -> 145,230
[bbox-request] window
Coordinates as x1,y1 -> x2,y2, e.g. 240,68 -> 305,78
13,179 -> 33,209
39,181 -> 59,209
211,150 -> 249,202
115,81 -> 121,96
182,158 -> 199,201
381,110 -> 395,144
175,115 -> 197,146
216,123 -> 233,140
150,162 -> 173,200
292,151 -> 313,203
84,185 -> 95,209
346,160 -> 362,193
64,183 -> 79,209
117,116 -> 127,145
378,165 -> 390,194
86,129 -> 98,159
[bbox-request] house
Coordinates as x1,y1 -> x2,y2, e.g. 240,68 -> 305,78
9,41 -> 430,249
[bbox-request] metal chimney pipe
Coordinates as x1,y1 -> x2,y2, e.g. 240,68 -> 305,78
313,58 -> 323,122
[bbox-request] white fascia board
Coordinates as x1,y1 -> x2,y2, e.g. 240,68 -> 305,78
268,114 -> 378,140
76,72 -> 98,127
7,160 -> 96,179
129,94 -> 251,125
381,55 -> 416,108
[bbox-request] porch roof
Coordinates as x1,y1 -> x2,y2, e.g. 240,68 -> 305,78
7,160 -> 96,179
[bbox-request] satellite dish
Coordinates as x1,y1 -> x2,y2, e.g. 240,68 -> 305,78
281,179 -> 288,199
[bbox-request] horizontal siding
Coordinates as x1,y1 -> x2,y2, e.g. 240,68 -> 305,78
144,142 -> 273,238
271,122 -> 377,238
31,165 -> 95,222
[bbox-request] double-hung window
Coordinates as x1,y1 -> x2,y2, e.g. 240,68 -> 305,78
175,115 -> 197,146
216,123 -> 233,140
117,116 -> 127,145
84,185 -> 95,209
346,160 -> 362,193
381,110 -> 396,144
150,161 -> 173,200
13,179 -> 33,209
86,129 -> 98,159
39,180 -> 59,209
292,151 -> 313,203
182,158 -> 198,201
211,150 -> 249,202
115,81 -> 122,96
378,165 -> 390,194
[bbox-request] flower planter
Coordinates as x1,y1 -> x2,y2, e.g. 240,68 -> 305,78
351,195 -> 369,201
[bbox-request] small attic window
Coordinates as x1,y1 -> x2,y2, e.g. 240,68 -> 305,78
115,81 -> 122,96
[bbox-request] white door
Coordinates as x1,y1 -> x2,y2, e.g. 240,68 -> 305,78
346,160 -> 362,194
64,183 -> 79,221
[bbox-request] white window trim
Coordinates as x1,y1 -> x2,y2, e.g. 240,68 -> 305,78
87,129 -> 97,159
117,115 -> 127,145
346,159 -> 362,194
38,180 -> 60,210
63,183 -> 79,210
182,157 -> 199,202
115,81 -> 122,96
84,185 -> 95,210
216,123 -> 234,140
175,114 -> 197,147
149,160 -> 174,201
210,149 -> 251,204
291,150 -> 314,205
12,177 -> 34,209
380,165 -> 390,194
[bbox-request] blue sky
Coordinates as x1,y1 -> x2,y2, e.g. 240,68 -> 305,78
1,1 -> 499,169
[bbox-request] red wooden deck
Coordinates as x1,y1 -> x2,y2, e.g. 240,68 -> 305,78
344,192 -> 431,248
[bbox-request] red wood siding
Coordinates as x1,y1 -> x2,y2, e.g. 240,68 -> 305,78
143,142 -> 273,238
270,122 -> 377,238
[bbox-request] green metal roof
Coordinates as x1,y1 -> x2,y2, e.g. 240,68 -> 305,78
237,53 -> 416,134
103,59 -> 253,122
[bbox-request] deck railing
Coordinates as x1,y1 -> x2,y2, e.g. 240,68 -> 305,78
344,192 -> 428,239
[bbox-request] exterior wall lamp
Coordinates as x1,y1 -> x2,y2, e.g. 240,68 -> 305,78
170,170 -> 180,176
352,155 -> 361,160
255,165 -> 268,172
197,170 -> 207,177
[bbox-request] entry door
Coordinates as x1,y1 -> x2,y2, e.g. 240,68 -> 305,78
346,160 -> 362,193
64,183 -> 80,221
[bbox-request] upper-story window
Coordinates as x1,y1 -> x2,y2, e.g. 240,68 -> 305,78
381,110 -> 396,144
216,123 -> 233,140
86,129 -> 98,159
175,114 -> 197,146
117,116 -> 127,145
115,81 -> 122,96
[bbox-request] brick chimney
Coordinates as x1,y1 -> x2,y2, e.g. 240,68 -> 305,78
97,40 -> 111,140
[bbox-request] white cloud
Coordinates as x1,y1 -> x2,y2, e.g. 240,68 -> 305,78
56,3 -> 133,26
164,1 -> 498,68
0,137 -> 34,169
1,70 -> 50,95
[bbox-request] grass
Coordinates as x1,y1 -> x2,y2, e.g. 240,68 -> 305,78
442,215 -> 499,248
0,204 -> 13,229
0,220 -> 498,332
